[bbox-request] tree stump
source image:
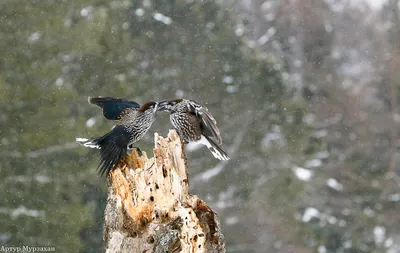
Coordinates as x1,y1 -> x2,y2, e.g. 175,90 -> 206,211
103,130 -> 226,253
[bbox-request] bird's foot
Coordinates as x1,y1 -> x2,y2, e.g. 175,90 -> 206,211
128,145 -> 142,156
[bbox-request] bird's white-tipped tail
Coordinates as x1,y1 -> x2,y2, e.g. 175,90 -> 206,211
209,146 -> 230,161
76,137 -> 101,149
198,135 -> 230,161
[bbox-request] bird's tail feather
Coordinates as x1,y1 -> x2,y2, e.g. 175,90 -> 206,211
76,125 -> 130,176
202,135 -> 230,161
76,137 -> 102,149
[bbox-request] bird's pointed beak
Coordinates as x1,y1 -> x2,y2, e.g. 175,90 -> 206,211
153,102 -> 159,113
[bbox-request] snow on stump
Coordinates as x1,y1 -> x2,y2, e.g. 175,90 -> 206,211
103,129 -> 226,253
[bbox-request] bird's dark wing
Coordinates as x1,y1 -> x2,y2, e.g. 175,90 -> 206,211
89,97 -> 140,120
96,125 -> 130,176
188,101 -> 223,145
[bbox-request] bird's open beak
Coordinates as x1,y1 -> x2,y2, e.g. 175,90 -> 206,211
156,100 -> 169,111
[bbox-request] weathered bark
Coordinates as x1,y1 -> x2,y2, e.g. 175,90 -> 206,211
103,130 -> 225,253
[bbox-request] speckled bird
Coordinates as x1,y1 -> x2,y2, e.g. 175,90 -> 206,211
157,99 -> 229,161
76,97 -> 158,176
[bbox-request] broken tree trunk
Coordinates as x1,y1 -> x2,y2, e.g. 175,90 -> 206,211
103,130 -> 226,253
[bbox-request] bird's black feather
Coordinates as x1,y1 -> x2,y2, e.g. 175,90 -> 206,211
84,125 -> 130,176
198,107 -> 222,145
203,135 -> 230,161
89,97 -> 140,120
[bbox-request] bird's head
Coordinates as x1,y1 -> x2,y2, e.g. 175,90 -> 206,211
157,99 -> 183,112
138,101 -> 158,114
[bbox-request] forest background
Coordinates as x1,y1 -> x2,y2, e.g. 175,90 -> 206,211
1,0 -> 400,252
